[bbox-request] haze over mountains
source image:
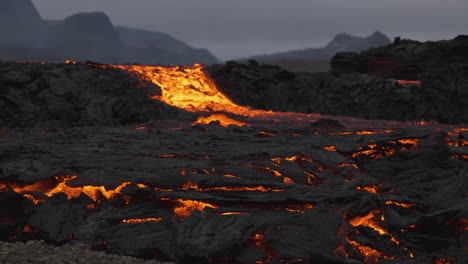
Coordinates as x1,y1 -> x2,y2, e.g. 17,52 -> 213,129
249,31 -> 392,72
1,0 -> 394,69
0,0 -> 218,64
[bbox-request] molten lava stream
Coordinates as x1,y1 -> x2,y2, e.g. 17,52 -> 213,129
111,64 -> 262,116
109,63 -> 456,130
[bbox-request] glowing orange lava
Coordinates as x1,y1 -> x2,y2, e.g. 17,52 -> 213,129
385,201 -> 415,208
121,217 -> 162,224
173,199 -> 218,219
324,145 -> 337,152
193,113 -> 248,127
397,80 -> 421,86
180,182 -> 283,193
349,210 -> 399,245
346,238 -> 382,264
3,175 -> 131,203
356,185 -> 381,193
112,64 -> 267,116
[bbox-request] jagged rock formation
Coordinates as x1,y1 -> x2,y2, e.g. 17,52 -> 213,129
209,61 -> 468,124
0,0 -> 218,65
330,35 -> 468,79
248,32 -> 391,72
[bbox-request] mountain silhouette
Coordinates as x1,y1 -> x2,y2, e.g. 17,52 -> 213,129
249,31 -> 391,72
0,0 -> 218,64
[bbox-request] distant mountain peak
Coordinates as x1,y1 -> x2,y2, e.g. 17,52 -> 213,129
368,31 -> 391,42
0,0 -> 47,46
58,12 -> 121,42
325,31 -> 391,52
249,31 -> 391,67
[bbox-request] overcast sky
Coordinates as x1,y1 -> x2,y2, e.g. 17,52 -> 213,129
32,0 -> 468,60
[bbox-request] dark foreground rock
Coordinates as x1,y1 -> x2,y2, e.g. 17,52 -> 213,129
209,61 -> 468,124
0,240 -> 173,264
0,120 -> 466,263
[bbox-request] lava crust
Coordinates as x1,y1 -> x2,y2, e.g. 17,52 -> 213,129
0,61 -> 467,264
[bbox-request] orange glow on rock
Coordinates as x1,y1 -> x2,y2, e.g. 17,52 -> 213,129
193,113 -> 248,127
219,212 -> 248,216
349,210 -> 388,236
181,182 -> 283,193
349,210 -> 399,246
324,145 -> 337,152
173,199 -> 218,219
397,80 -> 421,86
249,165 -> 282,178
285,204 -> 315,213
384,201 -> 415,208
346,238 -> 382,264
356,185 -> 380,193
283,177 -> 295,184
121,217 -> 162,224
5,175 -> 131,203
112,64 -> 266,116
433,257 -> 455,264
258,130 -> 276,137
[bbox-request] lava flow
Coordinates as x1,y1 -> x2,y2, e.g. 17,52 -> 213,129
1,61 -> 466,264
112,64 -> 264,117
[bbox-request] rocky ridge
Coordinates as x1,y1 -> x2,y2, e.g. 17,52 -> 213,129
330,35 -> 468,79
209,60 -> 468,124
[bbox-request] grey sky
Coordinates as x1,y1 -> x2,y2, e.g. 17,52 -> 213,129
32,0 -> 468,60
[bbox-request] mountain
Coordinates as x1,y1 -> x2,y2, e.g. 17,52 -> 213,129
0,0 -> 47,47
0,0 -> 218,64
115,26 -> 218,65
47,12 -> 125,62
249,31 -> 391,72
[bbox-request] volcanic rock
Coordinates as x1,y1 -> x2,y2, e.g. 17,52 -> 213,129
209,61 -> 468,124
0,61 -> 467,264
0,62 -> 191,127
330,35 -> 468,79
0,240 -> 173,264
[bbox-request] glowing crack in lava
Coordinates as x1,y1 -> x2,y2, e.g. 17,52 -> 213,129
1,175 -> 131,204
397,80 -> 421,86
